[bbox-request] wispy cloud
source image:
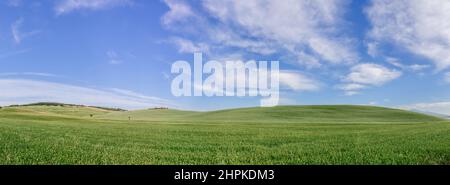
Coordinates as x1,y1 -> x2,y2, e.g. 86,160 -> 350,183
0,79 -> 174,110
169,37 -> 210,54
161,0 -> 197,27
337,83 -> 366,96
278,71 -> 320,92
11,18 -> 40,44
162,0 -> 358,68
366,0 -> 450,71
344,91 -> 360,96
55,0 -> 132,15
194,68 -> 320,96
386,57 -> 430,72
339,63 -> 401,95
337,83 -> 366,91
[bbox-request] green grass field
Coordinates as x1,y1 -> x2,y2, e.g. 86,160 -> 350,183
0,104 -> 449,165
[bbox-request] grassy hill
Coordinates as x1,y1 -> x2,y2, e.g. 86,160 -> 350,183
96,108 -> 199,121
0,104 -> 449,164
1,104 -> 117,118
96,105 -> 442,123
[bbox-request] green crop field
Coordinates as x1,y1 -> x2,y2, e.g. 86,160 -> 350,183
0,104 -> 449,165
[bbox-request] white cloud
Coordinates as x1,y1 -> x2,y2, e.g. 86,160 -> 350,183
337,83 -> 366,91
307,37 -> 357,65
345,63 -> 401,86
11,18 -> 40,44
169,37 -> 209,54
400,101 -> 450,116
193,65 -> 319,96
0,79 -> 174,110
278,71 -> 320,92
339,63 -> 401,95
409,64 -> 430,72
386,57 -> 430,72
208,27 -> 278,56
55,0 -> 132,15
337,83 -> 366,96
161,0 -> 197,26
11,19 -> 22,43
366,0 -> 450,70
162,0 -> 358,68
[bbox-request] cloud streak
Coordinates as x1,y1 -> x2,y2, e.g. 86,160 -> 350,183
11,18 -> 40,44
366,0 -> 450,71
162,0 -> 358,68
0,79 -> 174,110
386,57 -> 430,72
169,37 -> 210,54
55,0 -> 132,15
278,71 -> 320,92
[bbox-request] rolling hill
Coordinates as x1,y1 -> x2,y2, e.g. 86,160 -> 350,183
0,104 -> 117,118
0,104 -> 449,165
95,105 -> 443,123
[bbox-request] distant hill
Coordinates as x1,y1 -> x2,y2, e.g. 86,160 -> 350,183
1,102 -> 126,118
95,108 -> 199,121
95,105 -> 443,123
410,109 -> 450,119
2,103 -> 443,123
7,102 -> 126,112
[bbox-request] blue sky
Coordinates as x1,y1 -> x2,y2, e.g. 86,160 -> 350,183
1,0 -> 450,114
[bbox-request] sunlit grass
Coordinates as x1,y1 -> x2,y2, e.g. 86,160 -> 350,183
0,105 -> 449,164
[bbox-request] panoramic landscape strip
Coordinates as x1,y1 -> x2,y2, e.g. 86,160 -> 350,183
1,0 -> 450,170
1,103 -> 449,165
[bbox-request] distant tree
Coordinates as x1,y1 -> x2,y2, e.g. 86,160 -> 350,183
128,116 -> 131,120
151,107 -> 169,110
90,114 -> 94,118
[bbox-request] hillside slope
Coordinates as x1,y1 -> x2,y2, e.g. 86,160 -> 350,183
95,105 -> 442,123
0,104 -> 448,164
96,109 -> 199,121
0,105 -> 116,119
